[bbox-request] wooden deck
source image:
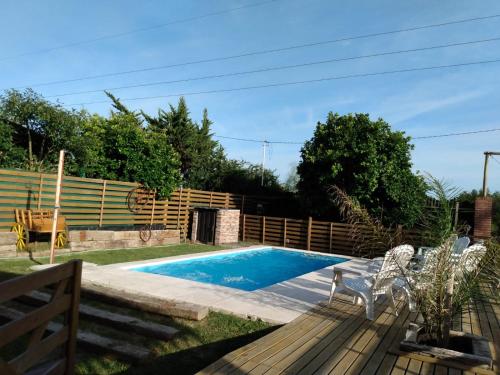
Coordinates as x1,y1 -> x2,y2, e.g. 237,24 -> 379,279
199,288 -> 499,375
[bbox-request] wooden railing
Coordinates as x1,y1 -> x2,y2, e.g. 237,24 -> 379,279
240,214 -> 424,257
0,260 -> 82,374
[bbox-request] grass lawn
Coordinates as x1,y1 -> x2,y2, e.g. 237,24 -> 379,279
0,243 -> 277,375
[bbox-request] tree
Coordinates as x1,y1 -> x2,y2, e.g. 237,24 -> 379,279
0,119 -> 26,168
0,89 -> 87,171
142,98 -> 222,189
283,163 -> 299,193
103,94 -> 181,198
297,112 -> 426,227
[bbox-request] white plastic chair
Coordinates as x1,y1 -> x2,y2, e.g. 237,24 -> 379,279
396,243 -> 486,311
329,244 -> 414,320
452,236 -> 470,254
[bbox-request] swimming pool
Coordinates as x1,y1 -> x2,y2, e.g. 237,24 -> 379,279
131,248 -> 347,291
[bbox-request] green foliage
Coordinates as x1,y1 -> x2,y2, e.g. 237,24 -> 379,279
297,112 -> 427,227
419,175 -> 461,246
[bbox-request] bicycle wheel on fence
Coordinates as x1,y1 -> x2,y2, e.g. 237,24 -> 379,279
127,186 -> 153,213
139,224 -> 152,242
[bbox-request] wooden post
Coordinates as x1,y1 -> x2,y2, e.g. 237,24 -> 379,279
150,192 -> 156,225
209,192 -> 213,207
262,216 -> 266,244
482,152 -> 490,197
176,187 -> 183,229
37,173 -> 44,209
453,201 -> 460,229
242,214 -> 246,242
98,181 -> 107,227
65,260 -> 82,373
49,150 -> 64,264
163,200 -> 169,226
225,192 -> 229,208
283,218 -> 287,247
307,216 -> 312,251
329,222 -> 333,253
241,195 -> 245,214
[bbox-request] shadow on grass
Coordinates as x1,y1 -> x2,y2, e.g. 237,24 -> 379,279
120,326 -> 279,375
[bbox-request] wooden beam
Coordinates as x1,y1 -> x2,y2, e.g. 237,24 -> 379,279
98,181 -> 106,228
283,218 -> 287,247
262,216 -> 266,244
307,217 -> 312,251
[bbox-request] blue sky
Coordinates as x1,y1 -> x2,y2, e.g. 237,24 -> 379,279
1,0 -> 500,192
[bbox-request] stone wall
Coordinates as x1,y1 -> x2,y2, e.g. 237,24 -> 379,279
0,232 -> 17,258
68,229 -> 180,252
214,209 -> 240,245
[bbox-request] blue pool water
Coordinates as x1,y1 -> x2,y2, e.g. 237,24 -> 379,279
132,248 -> 346,291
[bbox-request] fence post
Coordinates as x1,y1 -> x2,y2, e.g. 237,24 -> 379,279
163,199 -> 169,227
98,181 -> 107,227
176,187 -> 183,229
209,192 -> 213,207
453,201 -> 460,229
241,195 -> 245,214
283,218 -> 287,247
242,214 -> 246,242
329,222 -> 333,253
150,192 -> 156,225
307,216 -> 312,251
262,216 -> 266,244
37,173 -> 44,209
225,192 -> 229,208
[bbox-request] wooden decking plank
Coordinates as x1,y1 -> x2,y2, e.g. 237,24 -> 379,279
327,302 -> 404,375
261,300 -> 360,372
306,299 -> 399,374
287,302 -> 383,374
229,303 -> 350,374
279,302 -> 369,374
197,305 -> 322,374
479,298 -> 499,373
405,359 -> 422,374
206,305 -> 335,374
358,310 -> 415,375
344,308 -> 412,375
376,353 -> 398,374
390,356 -> 410,375
418,361 -> 435,375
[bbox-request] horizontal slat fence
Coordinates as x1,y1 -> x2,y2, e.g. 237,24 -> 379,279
0,169 -> 275,240
240,214 -> 425,257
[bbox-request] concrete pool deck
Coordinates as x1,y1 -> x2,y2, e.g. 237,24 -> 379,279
81,246 -> 371,324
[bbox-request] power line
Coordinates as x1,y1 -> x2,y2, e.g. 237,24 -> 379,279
63,57 -> 500,106
412,128 -> 500,139
45,36 -> 500,99
491,155 -> 500,165
9,13 -> 500,90
0,0 -> 282,62
214,127 -> 500,145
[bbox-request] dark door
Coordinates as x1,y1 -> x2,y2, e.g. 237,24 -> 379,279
197,209 -> 217,244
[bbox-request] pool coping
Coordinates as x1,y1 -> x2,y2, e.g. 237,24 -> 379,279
81,245 -> 370,324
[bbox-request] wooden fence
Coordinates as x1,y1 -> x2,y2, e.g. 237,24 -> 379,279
0,168 -> 276,239
240,214 -> 424,257
0,260 -> 82,374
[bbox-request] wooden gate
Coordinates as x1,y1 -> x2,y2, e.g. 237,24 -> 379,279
196,208 -> 217,244
0,260 -> 82,375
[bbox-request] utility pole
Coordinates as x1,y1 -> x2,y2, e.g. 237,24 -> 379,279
482,151 -> 500,197
261,141 -> 268,186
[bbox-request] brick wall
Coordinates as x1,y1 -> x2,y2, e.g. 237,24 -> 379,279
214,209 -> 240,245
474,197 -> 493,240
